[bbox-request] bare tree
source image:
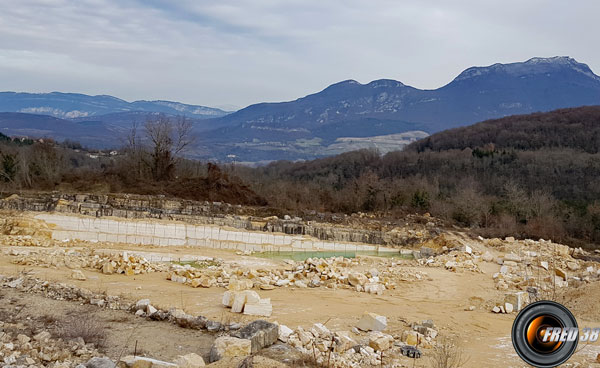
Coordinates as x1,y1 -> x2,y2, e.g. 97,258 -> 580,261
143,114 -> 195,181
123,120 -> 147,180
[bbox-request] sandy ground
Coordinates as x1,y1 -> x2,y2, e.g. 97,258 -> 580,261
2,217 -> 600,367
0,287 -> 215,362
0,244 -> 525,367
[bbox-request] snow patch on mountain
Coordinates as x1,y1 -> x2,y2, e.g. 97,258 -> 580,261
19,107 -> 90,119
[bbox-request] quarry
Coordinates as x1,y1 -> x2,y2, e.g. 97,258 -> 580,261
1,193 -> 600,368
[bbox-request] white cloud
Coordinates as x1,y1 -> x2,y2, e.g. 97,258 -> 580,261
0,0 -> 598,108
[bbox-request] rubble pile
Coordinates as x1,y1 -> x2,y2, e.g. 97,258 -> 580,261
0,216 -> 52,239
1,274 -> 131,310
487,239 -> 600,294
169,256 -> 427,296
417,246 -> 482,273
8,248 -> 167,275
0,323 -> 101,367
0,234 -> 52,247
278,314 -> 439,368
0,274 -> 252,337
167,260 -> 226,289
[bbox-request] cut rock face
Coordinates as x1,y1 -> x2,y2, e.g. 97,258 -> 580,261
243,299 -> 273,317
222,291 -> 234,307
223,290 -> 273,317
232,290 -> 260,313
356,312 -> 387,332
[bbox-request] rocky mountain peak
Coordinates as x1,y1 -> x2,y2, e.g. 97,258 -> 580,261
452,56 -> 600,82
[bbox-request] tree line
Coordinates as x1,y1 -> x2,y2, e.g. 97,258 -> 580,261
233,107 -> 600,248
0,115 -> 265,205
0,106 -> 599,249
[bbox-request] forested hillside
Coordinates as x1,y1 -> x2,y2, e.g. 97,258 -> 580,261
1,107 -> 600,248
238,106 -> 600,247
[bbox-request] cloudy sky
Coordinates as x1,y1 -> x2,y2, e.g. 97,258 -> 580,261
0,0 -> 598,109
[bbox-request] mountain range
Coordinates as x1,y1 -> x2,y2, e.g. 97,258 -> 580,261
0,56 -> 599,162
0,92 -> 230,119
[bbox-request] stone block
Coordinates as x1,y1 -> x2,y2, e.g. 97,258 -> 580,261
232,320 -> 278,353
356,312 -> 387,332
243,299 -> 272,317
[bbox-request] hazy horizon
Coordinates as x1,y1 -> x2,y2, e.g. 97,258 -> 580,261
1,1 -> 599,108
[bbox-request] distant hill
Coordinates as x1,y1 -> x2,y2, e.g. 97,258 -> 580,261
0,92 -> 230,119
199,56 -> 600,161
408,106 -> 600,153
244,105 -> 600,247
2,56 -> 600,162
0,112 -> 117,147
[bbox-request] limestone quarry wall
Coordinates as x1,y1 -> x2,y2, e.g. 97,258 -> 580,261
0,193 -> 426,247
36,213 -> 393,253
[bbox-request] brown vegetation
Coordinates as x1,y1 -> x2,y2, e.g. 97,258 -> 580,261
2,107 -> 600,249
429,336 -> 470,368
231,106 -> 600,249
0,115 -> 266,206
55,310 -> 108,349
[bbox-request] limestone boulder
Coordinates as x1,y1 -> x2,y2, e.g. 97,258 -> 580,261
505,302 -> 514,314
243,299 -> 272,317
278,324 -> 293,342
232,290 -> 260,313
555,268 -> 567,281
102,262 -> 115,274
84,357 -> 115,368
334,331 -> 357,352
71,270 -> 86,281
504,253 -> 521,262
504,291 -> 529,311
364,283 -> 385,295
209,336 -> 251,363
135,299 -> 151,311
228,278 -> 253,291
348,273 -> 368,286
356,313 -> 387,332
401,330 -> 420,346
222,291 -> 234,308
173,353 -> 205,368
482,251 -> 494,262
232,320 -> 278,353
368,332 -> 393,351
118,356 -> 177,368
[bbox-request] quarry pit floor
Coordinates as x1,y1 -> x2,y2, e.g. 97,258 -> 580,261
2,212 -> 600,367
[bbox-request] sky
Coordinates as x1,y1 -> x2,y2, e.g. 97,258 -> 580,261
0,0 -> 598,110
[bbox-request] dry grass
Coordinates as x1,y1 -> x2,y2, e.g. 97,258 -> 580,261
37,313 -> 59,325
288,352 -> 327,368
429,335 -> 470,368
55,310 -> 107,349
219,310 -> 252,326
106,314 -> 132,323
